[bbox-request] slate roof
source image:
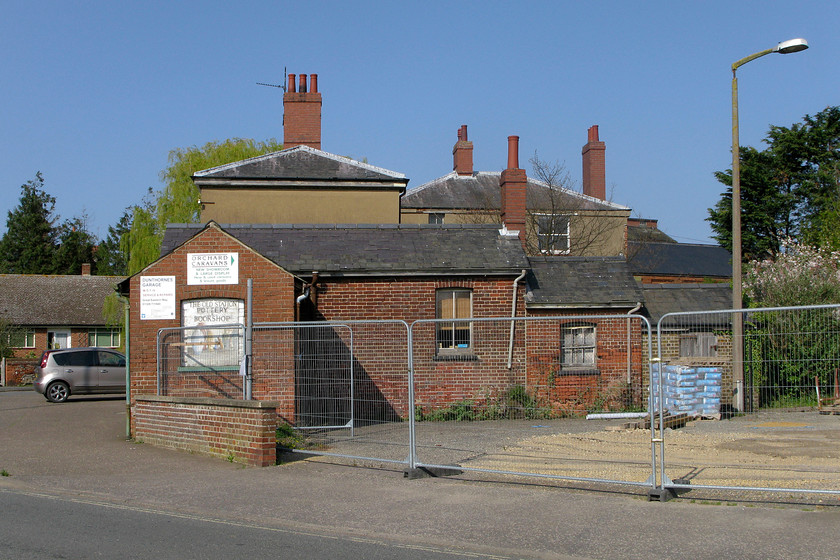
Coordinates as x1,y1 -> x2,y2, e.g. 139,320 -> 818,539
0,274 -> 123,326
524,256 -> 644,308
627,225 -> 676,244
641,284 -> 732,325
161,223 -> 529,277
628,242 -> 732,279
401,172 -> 627,211
193,145 -> 407,186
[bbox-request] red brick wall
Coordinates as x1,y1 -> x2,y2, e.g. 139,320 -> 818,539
127,225 -> 296,432
133,396 -> 279,466
524,311 -> 645,414
312,276 -> 526,416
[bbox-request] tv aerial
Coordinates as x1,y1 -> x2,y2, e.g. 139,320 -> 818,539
257,67 -> 287,91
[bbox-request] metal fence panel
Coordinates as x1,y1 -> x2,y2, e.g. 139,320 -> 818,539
410,315 -> 657,488
156,324 -> 246,399
657,304 -> 840,497
253,320 -> 412,465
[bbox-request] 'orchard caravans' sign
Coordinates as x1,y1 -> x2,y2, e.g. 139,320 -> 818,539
140,276 -> 176,320
187,253 -> 239,285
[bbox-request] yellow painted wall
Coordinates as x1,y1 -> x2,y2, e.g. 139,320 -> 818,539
201,189 -> 402,224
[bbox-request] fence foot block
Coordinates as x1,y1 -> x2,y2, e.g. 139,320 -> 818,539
404,466 -> 463,479
648,487 -> 677,502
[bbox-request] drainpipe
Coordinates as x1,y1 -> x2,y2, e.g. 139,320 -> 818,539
117,294 -> 131,439
507,270 -> 528,369
627,302 -> 642,385
296,286 -> 311,321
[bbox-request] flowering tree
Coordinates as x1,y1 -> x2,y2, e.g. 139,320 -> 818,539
743,239 -> 840,406
744,238 -> 840,307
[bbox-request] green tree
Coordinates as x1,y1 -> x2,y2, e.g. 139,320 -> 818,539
53,215 -> 97,275
709,106 -> 840,259
124,138 -> 283,274
96,209 -> 131,276
0,172 -> 58,273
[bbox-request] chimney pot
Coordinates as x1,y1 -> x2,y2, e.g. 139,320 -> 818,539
284,71 -> 323,150
310,73 -> 318,93
507,136 -> 520,169
453,124 -> 474,175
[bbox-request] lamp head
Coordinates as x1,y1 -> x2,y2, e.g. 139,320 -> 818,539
774,38 -> 809,54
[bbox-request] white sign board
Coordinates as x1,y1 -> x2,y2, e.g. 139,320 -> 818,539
140,276 -> 176,320
181,298 -> 245,368
187,253 -> 238,285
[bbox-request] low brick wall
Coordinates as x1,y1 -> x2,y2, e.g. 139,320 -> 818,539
133,396 -> 279,467
2,359 -> 38,386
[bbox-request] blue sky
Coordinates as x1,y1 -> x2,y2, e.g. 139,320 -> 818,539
1,1 -> 836,244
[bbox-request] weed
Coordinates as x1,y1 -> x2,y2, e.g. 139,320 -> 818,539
226,452 -> 236,463
276,423 -> 306,449
1,469 -> 9,477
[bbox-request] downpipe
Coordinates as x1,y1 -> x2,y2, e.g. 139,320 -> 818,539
507,270 -> 528,369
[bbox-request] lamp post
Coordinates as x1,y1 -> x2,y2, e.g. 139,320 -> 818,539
731,38 -> 808,411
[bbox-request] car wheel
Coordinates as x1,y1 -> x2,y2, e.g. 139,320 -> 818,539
46,381 -> 70,403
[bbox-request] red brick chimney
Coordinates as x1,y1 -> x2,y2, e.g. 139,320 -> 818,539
500,135 -> 527,246
453,124 -> 474,175
582,125 -> 606,200
283,73 -> 322,150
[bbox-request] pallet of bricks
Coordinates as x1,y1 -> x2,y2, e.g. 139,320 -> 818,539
651,364 -> 722,419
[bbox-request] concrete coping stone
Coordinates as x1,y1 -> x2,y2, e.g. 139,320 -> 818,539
135,395 -> 280,410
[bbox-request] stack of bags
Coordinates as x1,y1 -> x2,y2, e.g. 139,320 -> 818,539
651,364 -> 722,417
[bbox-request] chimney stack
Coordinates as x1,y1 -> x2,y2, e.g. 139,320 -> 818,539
582,125 -> 606,200
453,125 -> 474,175
500,135 -> 527,246
283,73 -> 322,150
81,263 -> 91,276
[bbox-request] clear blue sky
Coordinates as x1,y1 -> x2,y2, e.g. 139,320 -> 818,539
1,1 -> 836,244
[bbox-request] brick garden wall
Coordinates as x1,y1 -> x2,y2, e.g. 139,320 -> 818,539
133,396 -> 279,466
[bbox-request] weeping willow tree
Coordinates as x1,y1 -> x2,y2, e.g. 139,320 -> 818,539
122,138 -> 283,275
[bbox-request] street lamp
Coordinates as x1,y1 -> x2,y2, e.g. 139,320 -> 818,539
731,38 -> 808,411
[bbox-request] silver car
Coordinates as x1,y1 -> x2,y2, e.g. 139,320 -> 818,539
34,347 -> 126,403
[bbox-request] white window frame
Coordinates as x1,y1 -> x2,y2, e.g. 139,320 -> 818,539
89,328 -> 121,348
534,213 -> 570,254
436,289 -> 473,353
7,329 -> 35,348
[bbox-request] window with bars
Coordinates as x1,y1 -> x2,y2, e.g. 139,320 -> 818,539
561,324 -> 596,368
436,289 -> 472,352
680,332 -> 718,357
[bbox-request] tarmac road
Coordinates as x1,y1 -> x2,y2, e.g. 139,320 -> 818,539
3,389 -> 840,560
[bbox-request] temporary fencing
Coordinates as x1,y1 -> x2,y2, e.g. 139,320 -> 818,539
655,304 -> 840,498
153,304 -> 840,500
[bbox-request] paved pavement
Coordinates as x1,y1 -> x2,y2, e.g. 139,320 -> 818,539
3,389 -> 840,559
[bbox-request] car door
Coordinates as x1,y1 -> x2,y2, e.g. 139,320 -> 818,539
96,350 -> 126,392
53,350 -> 97,392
